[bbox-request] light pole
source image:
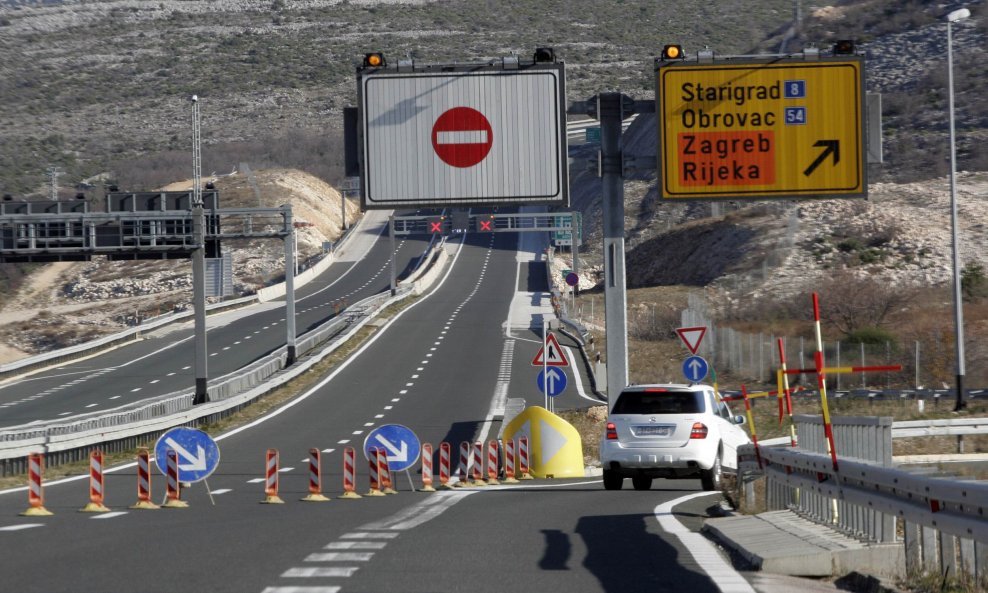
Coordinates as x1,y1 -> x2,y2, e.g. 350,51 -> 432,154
946,7 -> 970,411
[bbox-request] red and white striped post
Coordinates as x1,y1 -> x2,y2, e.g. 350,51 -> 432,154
438,442 -> 452,489
812,293 -> 839,473
80,449 -> 111,513
365,447 -> 385,496
131,448 -> 159,510
378,448 -> 397,494
261,448 -> 285,504
301,448 -> 330,502
162,449 -> 188,508
419,443 -> 436,492
340,446 -> 362,499
20,452 -> 52,516
778,338 -> 798,447
471,441 -> 485,486
455,441 -> 469,487
486,440 -> 500,485
503,439 -> 520,484
518,436 -> 533,480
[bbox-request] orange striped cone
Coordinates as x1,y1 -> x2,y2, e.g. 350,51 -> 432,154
339,446 -> 362,499
131,448 -> 159,510
261,448 -> 285,504
301,448 -> 330,502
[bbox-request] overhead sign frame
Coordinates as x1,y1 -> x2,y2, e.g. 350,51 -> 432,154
357,59 -> 569,209
655,54 -> 866,201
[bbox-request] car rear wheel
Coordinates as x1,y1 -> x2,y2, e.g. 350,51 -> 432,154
701,451 -> 722,491
603,469 -> 623,490
631,476 -> 652,491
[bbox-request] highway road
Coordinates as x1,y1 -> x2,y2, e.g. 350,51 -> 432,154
0,210 -> 432,428
0,222 -> 805,593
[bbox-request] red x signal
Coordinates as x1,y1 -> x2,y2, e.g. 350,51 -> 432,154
479,220 -> 492,231
429,221 -> 443,233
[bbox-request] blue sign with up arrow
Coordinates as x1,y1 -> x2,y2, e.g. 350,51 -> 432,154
154,427 -> 221,483
537,367 -> 568,397
363,424 -> 421,473
682,355 -> 709,383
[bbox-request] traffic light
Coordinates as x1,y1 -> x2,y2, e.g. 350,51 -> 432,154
478,215 -> 495,232
533,47 -> 556,63
661,44 -> 685,60
363,52 -> 386,68
427,216 -> 444,234
832,40 -> 856,55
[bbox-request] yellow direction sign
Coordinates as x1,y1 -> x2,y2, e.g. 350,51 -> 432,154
656,57 -> 865,200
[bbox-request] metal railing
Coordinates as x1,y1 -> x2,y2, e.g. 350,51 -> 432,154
739,416 -> 988,581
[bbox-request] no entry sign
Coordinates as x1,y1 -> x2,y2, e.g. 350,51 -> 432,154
432,107 -> 493,168
358,62 -> 568,209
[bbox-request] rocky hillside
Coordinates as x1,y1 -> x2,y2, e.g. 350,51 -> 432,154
0,168 -> 358,362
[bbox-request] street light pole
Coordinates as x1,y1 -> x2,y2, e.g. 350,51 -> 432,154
946,7 -> 970,411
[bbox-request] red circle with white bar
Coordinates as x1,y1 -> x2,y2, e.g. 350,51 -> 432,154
431,107 -> 494,168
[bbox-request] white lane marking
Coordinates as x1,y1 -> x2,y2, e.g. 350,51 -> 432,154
58,412 -> 72,416
352,430 -> 363,435
167,372 -> 176,377
399,390 -> 407,395
363,422 -> 374,427
0,524 -> 43,531
325,541 -> 387,550
281,567 -> 359,578
340,532 -> 399,540
375,414 -> 384,419
86,403 -> 98,408
391,398 -> 400,402
654,493 -> 756,593
212,489 -> 233,495
247,478 -> 265,484
130,388 -> 141,392
337,440 -> 350,445
149,380 -> 160,384
182,366 -> 191,370
91,512 -> 129,520
279,467 -> 294,473
383,406 -> 393,410
109,396 -> 121,400
304,552 -> 374,562
262,587 -> 340,593
358,491 -> 475,531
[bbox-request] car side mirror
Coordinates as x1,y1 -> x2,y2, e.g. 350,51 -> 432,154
734,415 -> 747,425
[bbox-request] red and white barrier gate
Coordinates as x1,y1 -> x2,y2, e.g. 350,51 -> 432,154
20,452 -> 53,516
340,446 -> 362,499
378,448 -> 397,494
261,448 -> 285,504
486,440 -> 500,485
131,447 -> 159,510
162,449 -> 189,508
471,441 -> 485,486
366,446 -> 385,496
503,439 -> 520,484
438,442 -> 452,489
80,449 -> 111,513
419,443 -> 436,492
302,448 -> 330,502
518,436 -> 533,480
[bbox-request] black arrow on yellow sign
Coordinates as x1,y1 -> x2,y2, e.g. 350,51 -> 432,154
803,140 -> 840,177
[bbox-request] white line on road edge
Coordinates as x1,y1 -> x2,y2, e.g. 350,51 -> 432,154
358,490 -> 476,531
564,345 -> 599,404
654,493 -> 756,593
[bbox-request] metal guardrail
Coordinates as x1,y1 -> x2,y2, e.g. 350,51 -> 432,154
738,416 -> 988,580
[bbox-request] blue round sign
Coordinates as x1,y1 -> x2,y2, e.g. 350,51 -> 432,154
154,427 -> 221,483
682,355 -> 709,383
363,424 -> 421,473
537,367 -> 568,397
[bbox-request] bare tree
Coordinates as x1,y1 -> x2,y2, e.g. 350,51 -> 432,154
810,270 -> 917,336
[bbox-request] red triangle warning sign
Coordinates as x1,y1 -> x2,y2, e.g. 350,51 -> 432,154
532,333 -> 569,367
676,326 -> 707,355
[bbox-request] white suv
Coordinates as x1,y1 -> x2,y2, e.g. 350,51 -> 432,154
599,384 -> 750,491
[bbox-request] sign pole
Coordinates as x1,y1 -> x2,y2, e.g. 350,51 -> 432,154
390,215 -> 397,296
543,321 -> 548,409
284,209 -> 297,366
599,93 -> 630,409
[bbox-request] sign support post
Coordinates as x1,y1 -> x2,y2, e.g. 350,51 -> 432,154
599,93 -> 630,409
285,208 -> 297,366
389,215 -> 397,295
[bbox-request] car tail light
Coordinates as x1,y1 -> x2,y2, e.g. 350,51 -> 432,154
690,422 -> 708,439
606,422 -> 618,440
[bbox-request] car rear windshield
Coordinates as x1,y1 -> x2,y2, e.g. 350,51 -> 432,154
612,390 -> 706,414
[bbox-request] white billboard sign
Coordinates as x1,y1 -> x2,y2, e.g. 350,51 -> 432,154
358,64 -> 568,209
